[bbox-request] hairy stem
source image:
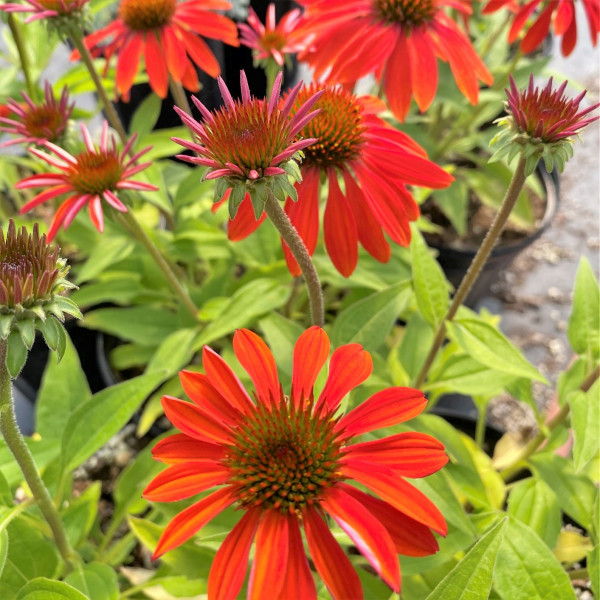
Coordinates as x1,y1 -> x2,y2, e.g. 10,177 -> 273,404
116,211 -> 198,318
7,15 -> 35,99
414,155 -> 528,389
264,191 -> 325,326
0,339 -> 77,570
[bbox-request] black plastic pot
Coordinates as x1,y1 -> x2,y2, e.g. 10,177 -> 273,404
428,166 -> 560,307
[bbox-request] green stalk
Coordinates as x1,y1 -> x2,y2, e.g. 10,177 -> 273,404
0,339 -> 77,571
7,15 -> 35,99
264,191 -> 325,327
414,155 -> 528,389
169,77 -> 192,116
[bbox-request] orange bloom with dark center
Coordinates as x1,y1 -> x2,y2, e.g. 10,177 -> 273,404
80,0 -> 239,101
225,84 -> 453,277
0,82 -> 73,147
238,3 -> 307,66
0,0 -> 88,22
16,121 -> 157,240
483,0 -> 599,57
295,0 -> 493,122
144,327 -> 448,599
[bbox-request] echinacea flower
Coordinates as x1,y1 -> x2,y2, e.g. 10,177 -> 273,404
81,0 -> 239,101
483,0 -> 599,57
173,70 -> 323,218
15,121 -> 158,240
238,3 -> 307,67
0,82 -> 73,147
0,0 -> 89,22
295,0 -> 493,121
491,75 -> 600,173
224,84 -> 454,277
144,327 -> 448,599
0,220 -> 78,373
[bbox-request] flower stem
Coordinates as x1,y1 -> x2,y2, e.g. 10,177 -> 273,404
116,211 -> 198,319
0,339 -> 77,571
500,364 -> 599,480
414,155 -> 528,389
169,77 -> 192,116
7,15 -> 35,99
66,24 -> 129,145
264,191 -> 325,326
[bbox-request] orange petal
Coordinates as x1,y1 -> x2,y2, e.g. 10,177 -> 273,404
340,461 -> 447,535
116,33 -> 143,98
336,387 -> 426,438
316,343 -> 372,412
162,26 -> 187,81
144,32 -> 169,98
291,326 -> 330,407
248,511 -> 290,600
228,193 -> 266,241
153,487 -> 235,558
407,28 -> 438,112
208,509 -> 262,600
303,506 -> 363,599
233,329 -> 280,405
322,486 -> 400,592
179,370 -> 240,424
143,462 -> 229,502
384,33 -> 413,122
151,433 -> 225,464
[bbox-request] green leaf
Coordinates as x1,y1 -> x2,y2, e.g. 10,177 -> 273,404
447,318 -> 547,383
195,279 -> 290,349
64,563 -> 118,600
426,518 -> 508,600
0,315 -> 13,339
590,545 -> 599,597
0,471 -> 12,506
259,313 -> 304,381
569,382 -> 600,472
76,237 -> 135,283
62,482 -> 101,549
36,334 -> 91,442
71,277 -> 144,308
567,257 -> 600,358
494,518 -> 576,600
411,229 -> 449,327
129,94 -> 162,137
37,317 -> 60,352
529,453 -> 596,531
433,180 -> 470,236
61,371 -> 165,471
15,579 -> 88,600
138,127 -> 189,160
145,328 -> 197,378
0,528 -> 7,579
15,320 -> 35,349
331,282 -> 411,350
507,478 -> 561,548
6,330 -> 28,379
396,311 -> 434,381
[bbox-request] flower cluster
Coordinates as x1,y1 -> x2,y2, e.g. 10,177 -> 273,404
145,327 -> 448,599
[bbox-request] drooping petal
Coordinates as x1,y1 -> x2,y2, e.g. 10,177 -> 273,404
303,506 -> 363,600
151,434 -> 226,464
248,511 -> 290,600
116,33 -> 143,97
153,487 -> 236,558
208,509 -> 262,600
384,32 -> 413,121
142,461 -> 229,502
316,343 -> 372,412
233,329 -> 281,406
336,387 -> 427,438
407,26 -> 438,112
228,193 -> 266,241
321,486 -> 400,592
291,326 -> 330,407
144,32 -> 169,98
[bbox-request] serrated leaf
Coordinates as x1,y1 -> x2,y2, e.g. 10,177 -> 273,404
331,282 -> 411,351
567,257 -> 599,358
570,382 -> 600,472
15,578 -> 88,600
494,518 -> 576,600
447,318 -> 547,383
61,371 -> 165,471
411,230 -> 449,327
507,478 -> 561,548
6,330 -> 28,379
426,518 -> 507,600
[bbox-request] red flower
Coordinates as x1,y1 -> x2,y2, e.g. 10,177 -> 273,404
81,0 -> 239,101
173,71 -> 322,218
0,0 -> 89,22
295,0 -> 493,122
483,0 -> 599,57
16,121 -> 157,240
144,327 -> 448,599
0,82 -> 73,147
238,3 -> 307,67
224,84 -> 453,277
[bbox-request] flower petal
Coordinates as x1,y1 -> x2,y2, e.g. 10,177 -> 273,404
208,509 -> 262,600
151,434 -> 226,464
248,511 -> 289,600
336,387 -> 427,438
144,32 -> 169,98
321,486 -> 400,592
233,329 -> 281,406
303,506 -> 363,600
143,461 -> 229,502
153,487 -> 236,558
384,33 -> 413,121
291,326 -> 330,407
